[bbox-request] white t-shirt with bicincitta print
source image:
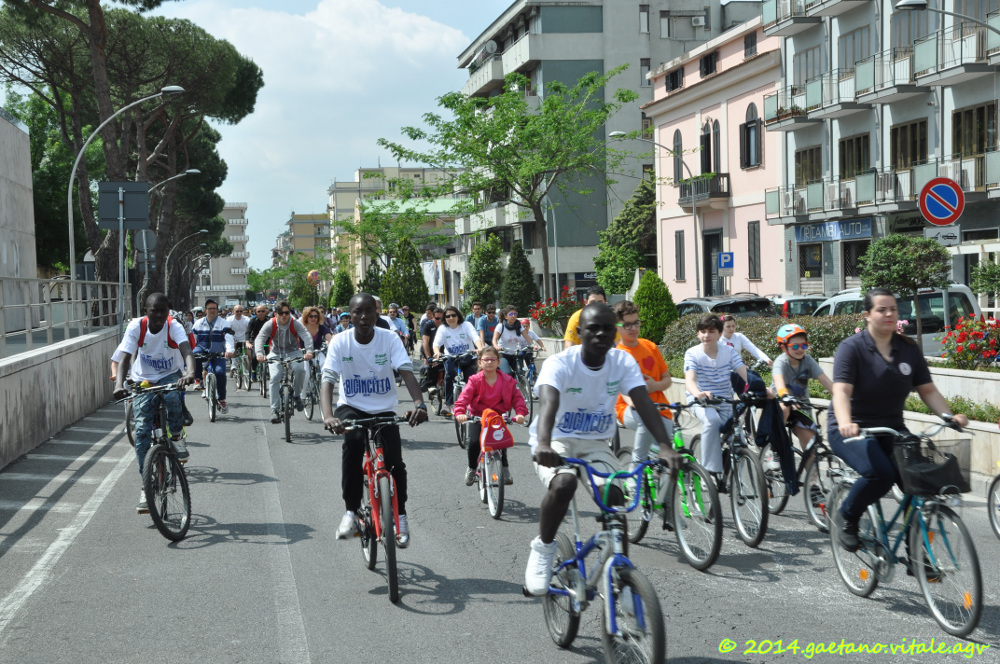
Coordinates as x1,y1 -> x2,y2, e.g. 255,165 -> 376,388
433,322 -> 479,355
528,345 -> 645,451
322,327 -> 413,414
119,317 -> 189,382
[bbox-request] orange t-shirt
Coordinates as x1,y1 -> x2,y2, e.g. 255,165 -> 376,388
615,338 -> 673,424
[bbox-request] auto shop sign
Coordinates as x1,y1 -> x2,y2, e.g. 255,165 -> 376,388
794,218 -> 872,243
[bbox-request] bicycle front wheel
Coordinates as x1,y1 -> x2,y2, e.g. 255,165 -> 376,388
601,566 -> 666,664
758,442 -> 788,515
802,451 -> 843,532
730,447 -> 768,547
672,459 -> 722,572
142,444 -> 191,542
454,412 -> 465,449
282,386 -> 292,443
543,532 -> 580,648
615,448 -> 650,544
360,503 -> 377,571
207,373 -> 217,422
379,476 -> 399,604
243,355 -> 253,391
485,451 -> 504,519
125,400 -> 135,447
518,374 -> 533,423
828,483 -> 879,598
305,377 -> 317,421
987,473 -> 1000,541
910,505 -> 982,637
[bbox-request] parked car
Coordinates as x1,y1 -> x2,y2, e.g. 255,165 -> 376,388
676,293 -> 777,318
812,285 -> 981,354
769,293 -> 827,318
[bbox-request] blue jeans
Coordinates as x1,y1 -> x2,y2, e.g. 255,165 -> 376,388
444,355 -> 476,406
829,429 -> 902,522
195,356 -> 228,400
132,371 -> 183,476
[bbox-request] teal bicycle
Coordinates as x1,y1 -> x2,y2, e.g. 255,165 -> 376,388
828,417 -> 981,637
617,403 -> 722,571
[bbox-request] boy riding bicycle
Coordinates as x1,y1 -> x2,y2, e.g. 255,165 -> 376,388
772,323 -> 834,451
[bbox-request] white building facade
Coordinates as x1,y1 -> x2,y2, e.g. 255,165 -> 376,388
195,202 -> 250,306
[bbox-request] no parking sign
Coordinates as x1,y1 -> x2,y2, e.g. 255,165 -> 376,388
918,178 -> 964,227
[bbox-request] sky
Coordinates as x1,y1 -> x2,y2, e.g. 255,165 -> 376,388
142,0 -> 514,270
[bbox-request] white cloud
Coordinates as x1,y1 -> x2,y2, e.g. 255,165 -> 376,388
151,0 -> 470,269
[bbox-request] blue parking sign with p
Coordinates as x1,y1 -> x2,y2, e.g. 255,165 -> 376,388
718,252 -> 734,276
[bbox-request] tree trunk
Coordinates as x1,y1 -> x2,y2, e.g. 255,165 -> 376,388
530,201 -> 551,301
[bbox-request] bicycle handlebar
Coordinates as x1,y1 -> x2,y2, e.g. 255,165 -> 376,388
114,381 -> 185,404
843,415 -> 962,444
428,351 -> 477,364
531,455 -> 671,514
779,395 -> 829,412
340,415 -> 409,430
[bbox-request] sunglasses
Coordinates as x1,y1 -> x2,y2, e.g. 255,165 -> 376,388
445,313 -> 458,319
506,312 -> 518,317
787,342 -> 809,350
308,314 -> 319,318
617,320 -> 642,330
278,311 -> 291,316
434,316 -> 443,321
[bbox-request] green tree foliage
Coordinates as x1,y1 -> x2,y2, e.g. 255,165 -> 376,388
970,259 -> 1000,298
357,262 -> 382,295
859,234 -> 952,346
381,238 -> 430,310
378,66 -> 639,300
288,279 -> 317,312
632,270 -> 678,343
499,241 -> 540,315
335,200 -> 452,272
465,235 -> 504,308
330,267 -> 354,308
595,177 -> 656,294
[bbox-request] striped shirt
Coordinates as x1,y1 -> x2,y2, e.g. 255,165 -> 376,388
684,343 -> 744,400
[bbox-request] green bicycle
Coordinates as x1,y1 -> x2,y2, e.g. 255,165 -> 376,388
617,402 -> 722,571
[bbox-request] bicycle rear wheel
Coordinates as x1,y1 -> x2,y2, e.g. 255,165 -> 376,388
988,473 -> 1000,541
485,451 -> 504,519
207,373 -> 217,422
615,448 -> 650,544
758,442 -> 788,514
379,476 -> 399,604
478,454 -> 489,504
543,532 -> 580,648
142,444 -> 191,542
283,386 -> 292,442
910,505 -> 982,637
730,447 -> 768,547
672,459 -> 722,572
828,483 -> 879,597
802,451 -> 843,532
601,566 -> 665,664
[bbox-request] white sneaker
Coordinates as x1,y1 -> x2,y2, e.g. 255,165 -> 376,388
464,468 -> 476,486
336,510 -> 357,539
396,514 -> 410,548
524,536 -> 558,596
137,489 -> 149,515
763,452 -> 780,472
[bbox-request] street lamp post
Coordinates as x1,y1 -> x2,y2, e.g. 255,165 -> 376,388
609,131 -> 702,297
66,85 -> 185,287
895,0 -> 1000,37
186,254 -> 212,310
164,231 -> 209,301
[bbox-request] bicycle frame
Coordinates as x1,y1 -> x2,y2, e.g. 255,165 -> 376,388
351,419 -> 406,543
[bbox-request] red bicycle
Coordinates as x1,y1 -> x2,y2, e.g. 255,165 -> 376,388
342,415 -> 408,604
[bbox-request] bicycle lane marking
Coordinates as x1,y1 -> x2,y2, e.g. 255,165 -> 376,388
253,414 -> 311,664
0,426 -> 130,644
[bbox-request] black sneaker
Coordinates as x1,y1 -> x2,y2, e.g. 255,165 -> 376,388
294,396 -> 304,412
182,405 -> 194,427
905,558 -> 942,583
833,511 -> 860,552
715,473 -> 728,494
271,410 -> 281,424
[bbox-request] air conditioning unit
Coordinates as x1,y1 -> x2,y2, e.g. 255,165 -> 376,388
783,191 -> 795,213
938,162 -> 954,180
691,16 -> 706,27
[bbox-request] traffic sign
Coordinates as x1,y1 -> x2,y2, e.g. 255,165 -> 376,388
718,251 -> 734,277
918,178 -> 964,227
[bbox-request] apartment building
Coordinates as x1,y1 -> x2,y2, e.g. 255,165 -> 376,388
194,202 -> 250,306
645,18 -> 785,299
762,0 -> 1000,295
1,106 -> 36,333
454,0 -> 763,299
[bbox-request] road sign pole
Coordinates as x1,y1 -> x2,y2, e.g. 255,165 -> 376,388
118,187 -> 125,336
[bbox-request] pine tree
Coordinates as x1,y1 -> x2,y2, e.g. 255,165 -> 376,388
356,262 -> 382,295
464,234 -> 504,307
330,267 -> 354,308
594,177 -> 656,294
381,238 -> 430,310
499,241 -> 540,315
632,269 -> 678,344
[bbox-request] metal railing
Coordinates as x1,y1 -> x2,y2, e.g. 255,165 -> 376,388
0,277 -> 120,359
678,174 -> 731,205
914,25 -> 988,76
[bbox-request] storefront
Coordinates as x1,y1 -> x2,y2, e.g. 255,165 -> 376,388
791,217 -> 872,294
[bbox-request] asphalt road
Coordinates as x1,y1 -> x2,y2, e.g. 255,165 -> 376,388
1,377 -> 999,664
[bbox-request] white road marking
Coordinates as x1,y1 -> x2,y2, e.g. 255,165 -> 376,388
0,473 -> 100,484
24,455 -> 121,463
0,500 -> 78,513
62,427 -> 115,435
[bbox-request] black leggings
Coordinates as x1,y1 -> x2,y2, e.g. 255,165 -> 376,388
464,421 -> 509,469
336,404 -> 408,515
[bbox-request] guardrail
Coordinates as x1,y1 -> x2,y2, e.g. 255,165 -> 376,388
0,277 -> 120,358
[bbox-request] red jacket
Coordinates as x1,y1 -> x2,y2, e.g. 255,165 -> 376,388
453,371 -> 528,418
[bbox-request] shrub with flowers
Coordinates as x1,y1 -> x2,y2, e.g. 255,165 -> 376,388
940,314 -> 1000,370
529,285 -> 582,330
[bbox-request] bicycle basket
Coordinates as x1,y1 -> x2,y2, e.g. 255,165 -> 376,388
893,437 -> 971,496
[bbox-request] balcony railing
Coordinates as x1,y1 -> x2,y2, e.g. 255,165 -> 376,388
228,235 -> 248,242
914,25 -> 990,81
763,0 -> 821,34
804,69 -> 868,115
763,87 -> 809,123
230,267 -> 250,275
231,251 -> 249,258
678,173 -> 731,206
227,218 -> 248,226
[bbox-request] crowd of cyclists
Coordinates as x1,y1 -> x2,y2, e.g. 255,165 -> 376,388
109,282 -> 979,645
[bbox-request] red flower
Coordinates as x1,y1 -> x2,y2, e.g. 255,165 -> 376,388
957,332 -> 968,343
956,345 -> 964,353
969,343 -> 977,351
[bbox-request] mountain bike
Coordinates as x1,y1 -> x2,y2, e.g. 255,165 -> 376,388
342,415 -> 409,604
758,396 -> 842,531
118,382 -> 191,542
688,394 -> 769,547
273,355 -> 306,443
828,417 -> 980,637
616,403 -> 722,571
302,344 -> 326,421
195,352 -> 226,422
529,456 -> 666,663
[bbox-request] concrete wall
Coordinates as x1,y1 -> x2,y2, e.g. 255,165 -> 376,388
1,106 -> 38,332
0,328 -> 118,470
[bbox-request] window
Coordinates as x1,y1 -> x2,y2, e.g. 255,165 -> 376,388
673,130 -> 684,182
843,241 -> 869,279
640,4 -> 649,33
701,122 -> 712,174
740,104 -> 762,168
712,120 -> 721,174
642,163 -> 655,178
890,10 -> 930,54
794,146 -> 822,187
838,26 -> 871,73
315,225 -> 326,236
660,11 -> 670,38
675,230 -> 685,280
641,112 -> 653,138
665,67 -> 684,91
699,51 -> 717,77
952,102 -> 997,158
640,58 -> 651,87
792,45 -> 824,89
799,244 -> 823,279
744,32 -> 757,58
890,119 -> 928,168
748,221 -> 761,280
839,134 -> 871,179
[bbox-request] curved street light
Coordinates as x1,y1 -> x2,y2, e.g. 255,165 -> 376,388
609,131 -> 702,297
67,85 -> 185,284
165,234 -> 209,301
149,168 -> 201,195
895,0 -> 1000,37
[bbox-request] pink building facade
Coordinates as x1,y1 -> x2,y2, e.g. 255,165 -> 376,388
642,18 -> 785,300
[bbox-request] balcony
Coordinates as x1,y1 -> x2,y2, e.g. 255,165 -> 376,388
989,12 -> 1000,66
804,69 -> 870,119
855,48 -> 929,103
763,0 -> 822,36
228,235 -> 248,242
227,218 -> 248,226
987,148 -> 1000,197
678,174 -> 731,209
231,267 -> 250,275
914,26 -> 993,87
804,0 -> 870,18
763,87 -> 822,131
462,56 -> 505,97
231,251 -> 249,258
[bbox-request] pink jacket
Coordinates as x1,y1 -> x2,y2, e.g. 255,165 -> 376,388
453,371 -> 528,418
